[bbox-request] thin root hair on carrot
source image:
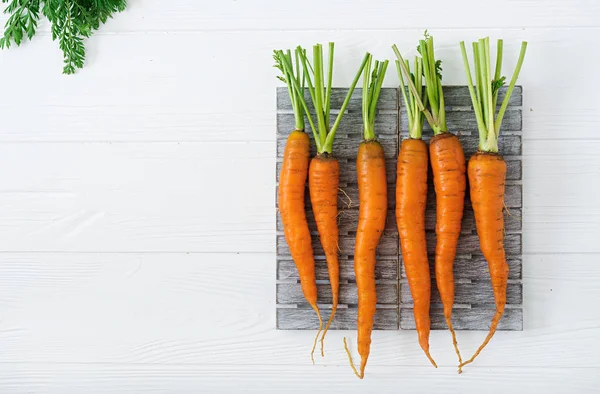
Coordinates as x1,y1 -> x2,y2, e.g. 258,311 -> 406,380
338,187 -> 353,208
310,304 -> 323,364
343,337 -> 363,379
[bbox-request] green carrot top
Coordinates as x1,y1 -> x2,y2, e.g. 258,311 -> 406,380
460,37 -> 527,153
395,55 -> 428,140
274,49 -> 306,131
361,54 -> 389,142
276,43 -> 369,154
393,32 -> 447,136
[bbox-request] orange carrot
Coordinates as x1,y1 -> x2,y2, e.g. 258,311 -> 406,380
394,35 -> 464,367
458,38 -> 527,371
397,139 -> 436,366
309,154 -> 339,353
430,131 -> 466,369
288,44 -> 369,355
343,55 -> 389,379
274,49 -> 323,362
393,50 -> 438,367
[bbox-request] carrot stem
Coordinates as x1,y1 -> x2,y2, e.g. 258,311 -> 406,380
274,49 -> 305,131
460,41 -> 486,149
294,45 -> 368,154
362,54 -> 389,141
495,41 -> 527,133
460,37 -> 527,153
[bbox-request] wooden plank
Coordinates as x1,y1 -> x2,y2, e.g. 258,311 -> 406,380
277,87 -> 398,112
400,256 -> 523,280
276,184 -> 520,210
400,281 -> 523,305
276,233 -> 398,257
277,259 -> 398,281
428,184 -> 522,209
277,207 -> 522,235
277,134 -> 398,159
276,158 -> 397,184
400,308 -> 523,331
278,112 -> 398,137
275,182 -> 397,209
276,209 -> 397,234
401,108 -> 522,133
426,208 -> 523,233
277,283 -> 398,305
425,233 -> 521,256
277,308 -> 398,330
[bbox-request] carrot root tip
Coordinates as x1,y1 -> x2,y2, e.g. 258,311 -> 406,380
343,337 -> 364,379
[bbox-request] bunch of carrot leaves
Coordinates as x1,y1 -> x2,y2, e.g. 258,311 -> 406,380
0,0 -> 128,74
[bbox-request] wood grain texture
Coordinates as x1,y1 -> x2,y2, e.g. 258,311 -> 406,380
3,1 -> 596,32
1,9 -> 600,391
2,364 -> 598,394
400,308 -> 524,331
277,283 -> 398,305
1,253 -> 598,368
277,308 -> 398,330
277,87 -> 523,332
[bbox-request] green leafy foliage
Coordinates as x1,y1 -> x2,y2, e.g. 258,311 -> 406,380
1,0 -> 127,74
491,76 -> 506,96
272,51 -> 287,83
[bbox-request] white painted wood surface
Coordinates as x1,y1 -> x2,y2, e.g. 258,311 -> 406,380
0,1 -> 599,392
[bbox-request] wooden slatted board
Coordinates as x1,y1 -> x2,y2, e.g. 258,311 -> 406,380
276,86 -> 523,331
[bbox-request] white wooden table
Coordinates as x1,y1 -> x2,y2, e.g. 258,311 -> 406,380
0,1 -> 599,393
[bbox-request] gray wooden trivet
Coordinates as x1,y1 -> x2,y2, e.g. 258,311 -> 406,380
276,86 -> 523,331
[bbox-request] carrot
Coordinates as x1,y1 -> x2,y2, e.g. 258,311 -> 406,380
394,34 -> 465,367
458,37 -> 527,371
274,49 -> 323,362
309,154 -> 339,352
286,44 -> 369,355
392,51 -> 437,367
343,54 -> 389,379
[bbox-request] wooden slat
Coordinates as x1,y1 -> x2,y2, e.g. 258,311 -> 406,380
276,233 -> 398,257
277,134 -> 398,159
277,259 -> 398,281
277,87 -> 398,112
426,208 -> 523,233
400,308 -> 523,331
400,256 -> 522,280
425,233 -> 521,256
428,185 -> 522,209
276,207 -> 522,235
400,281 -> 523,305
401,108 -> 522,133
278,112 -> 398,137
276,159 -> 397,184
277,308 -> 398,330
277,283 -> 398,305
275,182 -> 397,209
276,209 -> 397,234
